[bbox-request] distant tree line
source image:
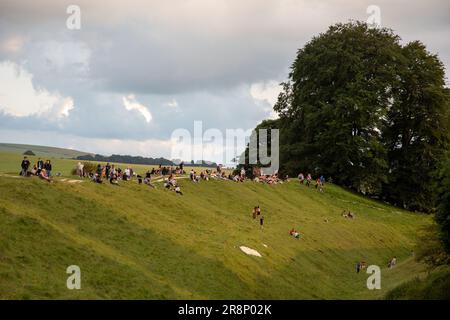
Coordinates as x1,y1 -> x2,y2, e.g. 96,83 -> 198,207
75,154 -> 218,168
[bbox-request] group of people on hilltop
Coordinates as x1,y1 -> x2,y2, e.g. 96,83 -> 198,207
20,156 -> 53,182
298,172 -> 326,192
254,173 -> 283,184
163,173 -> 183,195
189,168 -> 244,183
74,161 -> 185,195
85,163 -> 137,185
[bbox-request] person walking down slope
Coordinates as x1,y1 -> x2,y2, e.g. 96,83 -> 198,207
356,262 -> 361,273
20,156 -> 30,176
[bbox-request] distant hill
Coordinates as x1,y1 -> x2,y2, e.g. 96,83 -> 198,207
0,143 -> 92,159
76,154 -> 218,167
76,154 -> 175,166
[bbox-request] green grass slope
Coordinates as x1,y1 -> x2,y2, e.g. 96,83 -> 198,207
0,158 -> 431,299
0,143 -> 91,159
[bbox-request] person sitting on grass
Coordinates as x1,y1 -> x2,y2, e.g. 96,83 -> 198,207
360,261 -> 367,270
39,168 -> 51,183
289,228 -> 300,239
110,173 -> 119,185
175,186 -> 183,195
30,165 -> 38,176
342,210 -> 355,219
91,173 -> 102,184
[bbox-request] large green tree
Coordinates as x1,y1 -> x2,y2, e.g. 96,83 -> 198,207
271,21 -> 449,210
274,22 -> 402,193
382,43 -> 449,211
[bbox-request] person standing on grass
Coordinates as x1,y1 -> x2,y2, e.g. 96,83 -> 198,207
76,162 -> 84,178
298,172 -> 304,184
252,206 -> 257,219
96,164 -> 103,178
37,158 -> 44,175
259,212 -> 264,229
105,163 -> 111,179
44,160 -> 52,177
241,167 -> 246,179
320,175 -> 325,185
20,156 -> 30,176
306,173 -> 312,187
39,168 -> 51,183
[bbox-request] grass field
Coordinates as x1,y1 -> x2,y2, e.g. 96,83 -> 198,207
0,150 -> 432,299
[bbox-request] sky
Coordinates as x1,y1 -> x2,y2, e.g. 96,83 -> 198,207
0,0 -> 449,165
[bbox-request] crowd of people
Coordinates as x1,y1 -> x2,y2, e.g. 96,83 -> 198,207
20,156 -> 53,182
298,172 -> 325,192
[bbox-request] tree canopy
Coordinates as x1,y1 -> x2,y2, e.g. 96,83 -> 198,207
248,21 -> 450,212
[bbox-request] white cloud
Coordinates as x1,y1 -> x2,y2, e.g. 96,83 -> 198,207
122,94 -> 152,123
56,98 -> 75,118
250,81 -> 282,119
166,98 -> 179,108
0,60 -> 74,118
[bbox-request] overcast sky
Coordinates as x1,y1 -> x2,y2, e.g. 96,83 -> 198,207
0,0 -> 449,164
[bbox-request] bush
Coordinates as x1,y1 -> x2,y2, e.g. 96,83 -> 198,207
385,266 -> 450,300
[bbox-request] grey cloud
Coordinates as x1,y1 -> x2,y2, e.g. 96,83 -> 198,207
0,0 -> 448,148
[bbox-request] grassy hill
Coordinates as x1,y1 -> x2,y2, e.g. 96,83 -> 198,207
0,143 -> 92,159
0,154 -> 432,299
